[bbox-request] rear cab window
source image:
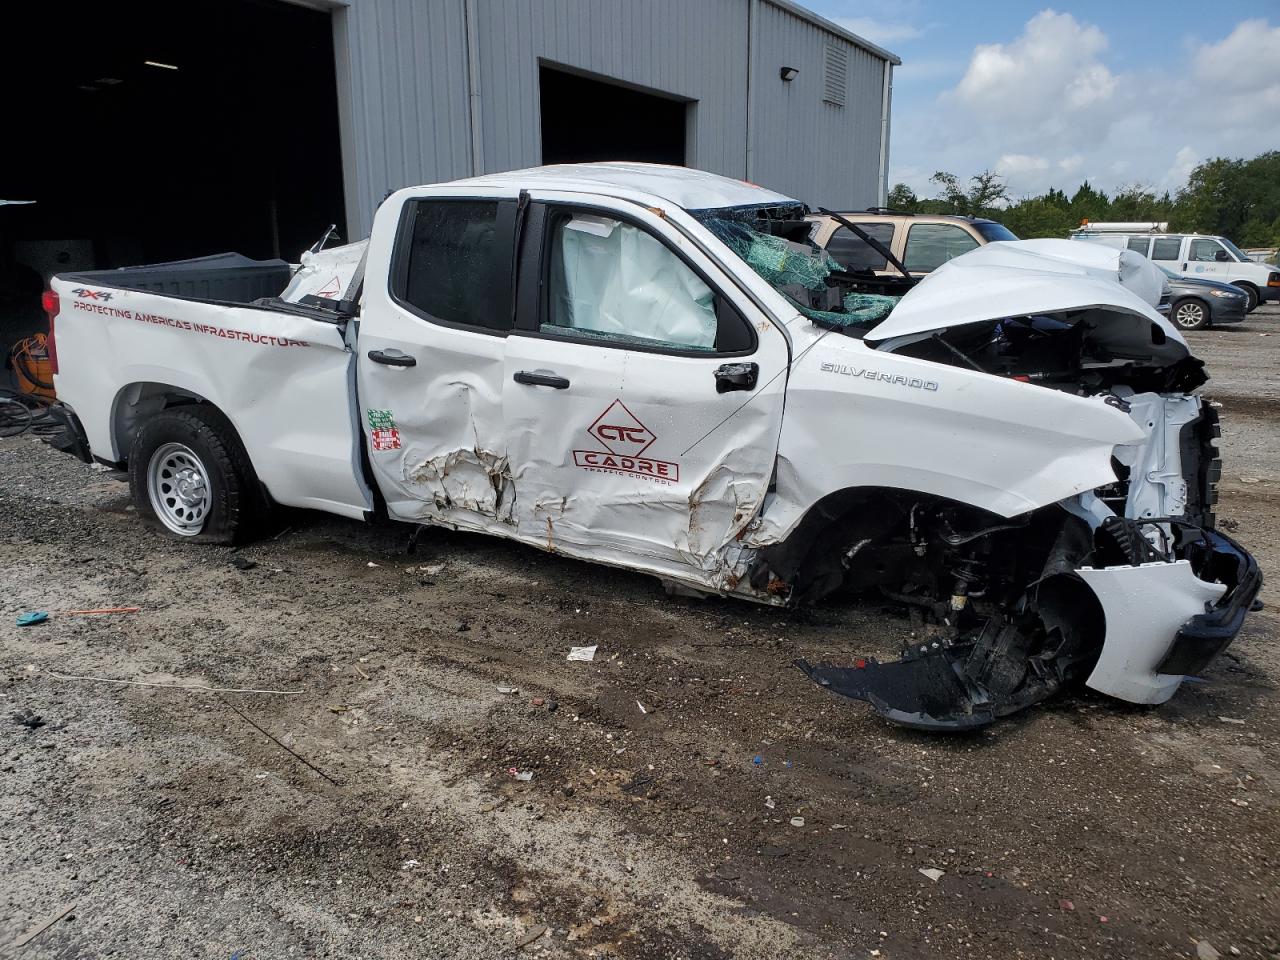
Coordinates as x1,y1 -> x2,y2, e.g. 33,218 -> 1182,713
903,223 -> 979,273
1127,237 -> 1151,256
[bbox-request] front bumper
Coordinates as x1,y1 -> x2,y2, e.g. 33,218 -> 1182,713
1261,284 -> 1280,304
1209,299 -> 1247,324
1080,528 -> 1262,703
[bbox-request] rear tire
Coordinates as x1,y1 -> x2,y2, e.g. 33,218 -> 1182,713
1172,298 -> 1210,330
1232,283 -> 1259,313
128,406 -> 268,544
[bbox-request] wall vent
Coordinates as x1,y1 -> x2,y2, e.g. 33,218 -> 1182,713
823,43 -> 848,107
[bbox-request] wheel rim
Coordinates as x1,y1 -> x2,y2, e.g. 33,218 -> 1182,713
147,442 -> 212,536
1175,302 -> 1205,328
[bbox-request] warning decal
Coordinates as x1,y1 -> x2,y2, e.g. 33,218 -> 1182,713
367,408 -> 402,451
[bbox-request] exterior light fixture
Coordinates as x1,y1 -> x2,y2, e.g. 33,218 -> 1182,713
780,66 -> 799,81
144,61 -> 179,71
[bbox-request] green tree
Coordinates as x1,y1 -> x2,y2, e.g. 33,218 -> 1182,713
887,182 -> 918,212
1002,197 -> 1077,239
927,170 -> 1009,218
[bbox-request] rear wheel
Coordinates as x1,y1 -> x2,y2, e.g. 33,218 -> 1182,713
128,406 -> 268,544
1172,298 -> 1209,330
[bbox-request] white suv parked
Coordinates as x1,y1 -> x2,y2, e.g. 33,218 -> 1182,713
1070,225 -> 1279,312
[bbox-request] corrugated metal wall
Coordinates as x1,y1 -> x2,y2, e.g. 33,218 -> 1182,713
750,2 -> 888,209
332,0 -> 890,235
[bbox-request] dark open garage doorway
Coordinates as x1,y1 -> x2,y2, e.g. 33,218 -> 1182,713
0,0 -> 346,354
539,65 -> 689,167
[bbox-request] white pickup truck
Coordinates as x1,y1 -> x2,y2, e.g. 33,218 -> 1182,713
43,163 -> 1260,730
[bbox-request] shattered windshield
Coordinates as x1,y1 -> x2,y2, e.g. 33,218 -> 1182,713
691,205 -> 900,335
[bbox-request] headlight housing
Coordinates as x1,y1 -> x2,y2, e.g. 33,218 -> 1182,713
1209,289 -> 1240,299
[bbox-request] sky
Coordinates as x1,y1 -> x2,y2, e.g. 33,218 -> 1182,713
805,1 -> 1280,200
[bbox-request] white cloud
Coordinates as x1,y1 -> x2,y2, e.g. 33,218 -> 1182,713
833,16 -> 923,46
890,12 -> 1280,199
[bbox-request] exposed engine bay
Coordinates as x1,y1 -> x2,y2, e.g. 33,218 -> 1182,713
700,205 -> 1262,730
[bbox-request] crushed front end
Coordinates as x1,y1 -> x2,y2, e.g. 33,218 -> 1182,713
777,296 -> 1260,730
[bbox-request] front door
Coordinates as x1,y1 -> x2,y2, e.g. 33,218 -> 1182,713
357,190 -> 521,531
1186,237 -> 1231,280
501,197 -> 789,585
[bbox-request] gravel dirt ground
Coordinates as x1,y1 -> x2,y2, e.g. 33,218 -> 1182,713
2,305 -> 1278,960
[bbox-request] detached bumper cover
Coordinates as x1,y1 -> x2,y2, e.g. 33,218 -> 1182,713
1157,530 -> 1261,675
1081,529 -> 1261,704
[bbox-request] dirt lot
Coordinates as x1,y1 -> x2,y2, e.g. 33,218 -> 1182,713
3,305 -> 1278,960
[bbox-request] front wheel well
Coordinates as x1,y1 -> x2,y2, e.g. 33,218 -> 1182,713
1229,281 -> 1259,309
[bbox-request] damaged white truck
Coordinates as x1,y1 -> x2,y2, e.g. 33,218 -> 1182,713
43,164 -> 1261,730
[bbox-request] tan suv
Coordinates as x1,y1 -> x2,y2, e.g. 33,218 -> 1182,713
807,210 -> 1018,277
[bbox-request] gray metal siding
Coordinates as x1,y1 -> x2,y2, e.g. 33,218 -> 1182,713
333,0 -> 890,234
750,1 -> 885,209
473,0 -> 748,177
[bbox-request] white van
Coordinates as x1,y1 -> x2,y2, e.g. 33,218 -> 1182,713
1070,223 -> 1279,312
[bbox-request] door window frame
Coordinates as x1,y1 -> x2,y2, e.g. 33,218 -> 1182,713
388,196 -> 519,337
513,200 -> 758,358
902,221 -> 981,273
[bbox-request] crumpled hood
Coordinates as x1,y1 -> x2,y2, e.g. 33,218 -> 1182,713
867,239 -> 1186,345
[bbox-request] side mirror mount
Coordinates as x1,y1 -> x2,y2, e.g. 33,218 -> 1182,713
1215,250 -> 1230,262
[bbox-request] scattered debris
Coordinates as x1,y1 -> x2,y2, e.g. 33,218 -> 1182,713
516,923 -> 549,948
496,685 -> 519,695
531,697 -> 545,707
567,645 -> 597,662
419,563 -> 445,576
401,859 -> 420,870
1059,899 -> 1075,912
1218,716 -> 1246,725
328,705 -> 349,714
11,709 -> 45,730
752,755 -> 764,765
622,773 -> 655,796
918,868 -> 945,882
231,556 -> 257,571
366,561 -> 380,567
14,901 -> 77,948
764,796 -> 776,809
636,700 -> 648,714
353,664 -> 371,680
790,817 -> 805,827
17,611 -> 49,626
1197,940 -> 1221,960
508,767 -> 534,782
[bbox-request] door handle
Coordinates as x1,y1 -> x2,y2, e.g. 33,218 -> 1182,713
513,370 -> 570,389
715,361 -> 758,393
368,348 -> 416,367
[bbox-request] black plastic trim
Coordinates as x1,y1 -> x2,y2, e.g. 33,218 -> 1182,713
1158,529 -> 1262,675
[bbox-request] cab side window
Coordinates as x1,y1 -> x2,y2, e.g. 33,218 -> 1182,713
1150,237 -> 1182,261
825,223 -> 895,272
399,200 -> 514,332
903,223 -> 979,273
543,211 -> 732,352
1189,239 -> 1225,262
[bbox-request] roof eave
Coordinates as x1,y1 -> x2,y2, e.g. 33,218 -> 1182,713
763,0 -> 902,65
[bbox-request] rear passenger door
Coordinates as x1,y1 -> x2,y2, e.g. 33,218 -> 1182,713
501,195 -> 789,578
357,189 -> 520,529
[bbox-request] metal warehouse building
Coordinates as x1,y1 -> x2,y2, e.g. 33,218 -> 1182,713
1,0 -> 896,346
333,0 -> 899,234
